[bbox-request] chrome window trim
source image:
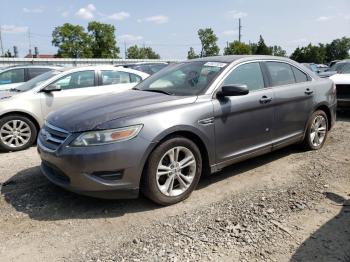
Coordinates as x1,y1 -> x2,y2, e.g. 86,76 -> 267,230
206,59 -> 315,98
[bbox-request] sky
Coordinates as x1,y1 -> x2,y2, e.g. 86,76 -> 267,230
0,0 -> 349,59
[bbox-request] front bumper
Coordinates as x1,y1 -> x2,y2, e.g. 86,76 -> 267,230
37,134 -> 155,199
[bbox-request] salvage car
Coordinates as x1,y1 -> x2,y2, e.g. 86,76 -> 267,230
329,61 -> 350,108
119,62 -> 169,75
0,65 -> 60,91
0,66 -> 149,151
38,55 -> 336,205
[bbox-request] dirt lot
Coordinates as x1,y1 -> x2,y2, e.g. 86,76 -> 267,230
0,112 -> 349,262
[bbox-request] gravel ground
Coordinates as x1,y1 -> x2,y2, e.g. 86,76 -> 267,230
0,112 -> 349,262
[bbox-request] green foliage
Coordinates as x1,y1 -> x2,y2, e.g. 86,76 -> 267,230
197,28 -> 220,57
271,45 -> 286,57
87,21 -> 120,58
325,37 -> 350,62
224,41 -> 251,55
52,23 -> 93,58
254,35 -> 272,55
126,45 -> 160,59
290,43 -> 326,64
187,47 -> 199,59
1,50 -> 13,57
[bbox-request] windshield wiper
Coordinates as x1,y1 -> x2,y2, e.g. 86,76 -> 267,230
143,89 -> 173,95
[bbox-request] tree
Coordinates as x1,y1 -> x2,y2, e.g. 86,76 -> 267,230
325,37 -> 350,63
224,41 -> 251,55
52,23 -> 93,58
187,47 -> 199,59
271,45 -> 286,57
290,43 -> 326,64
198,28 -> 220,57
255,35 -> 272,55
126,45 -> 160,59
0,50 -> 12,57
87,21 -> 120,58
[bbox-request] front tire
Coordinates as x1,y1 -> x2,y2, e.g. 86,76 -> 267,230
302,110 -> 328,150
143,136 -> 202,205
0,115 -> 37,152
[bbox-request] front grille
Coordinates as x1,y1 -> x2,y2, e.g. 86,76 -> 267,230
336,84 -> 350,100
39,123 -> 70,151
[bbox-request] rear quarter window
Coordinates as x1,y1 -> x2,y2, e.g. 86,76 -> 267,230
291,66 -> 309,83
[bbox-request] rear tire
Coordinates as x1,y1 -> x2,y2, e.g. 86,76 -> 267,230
302,110 -> 328,150
0,115 -> 37,152
142,136 -> 202,205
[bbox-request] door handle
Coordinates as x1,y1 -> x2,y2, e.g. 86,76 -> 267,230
259,96 -> 272,104
305,88 -> 314,95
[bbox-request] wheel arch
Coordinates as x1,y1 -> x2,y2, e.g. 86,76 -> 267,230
0,111 -> 41,133
314,103 -> 332,130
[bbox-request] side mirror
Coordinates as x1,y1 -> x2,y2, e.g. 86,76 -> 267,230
217,85 -> 249,97
42,84 -> 61,92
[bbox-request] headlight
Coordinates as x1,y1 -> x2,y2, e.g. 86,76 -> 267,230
70,125 -> 143,147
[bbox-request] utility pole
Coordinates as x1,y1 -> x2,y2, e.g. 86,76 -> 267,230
238,18 -> 242,43
124,41 -> 127,59
0,25 -> 4,56
28,29 -> 32,58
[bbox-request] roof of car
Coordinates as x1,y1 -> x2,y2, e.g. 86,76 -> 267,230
189,55 -> 294,63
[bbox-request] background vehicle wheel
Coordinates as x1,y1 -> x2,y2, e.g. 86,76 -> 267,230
143,136 -> 202,205
0,115 -> 37,152
302,110 -> 328,150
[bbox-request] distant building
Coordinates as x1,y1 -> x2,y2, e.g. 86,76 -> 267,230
25,54 -> 55,58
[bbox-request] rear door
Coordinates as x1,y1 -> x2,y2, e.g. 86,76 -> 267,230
27,68 -> 53,81
98,70 -> 141,93
264,61 -> 314,144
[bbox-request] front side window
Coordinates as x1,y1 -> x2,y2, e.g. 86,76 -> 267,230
135,61 -> 227,96
51,71 -> 95,90
28,68 -> 52,79
266,62 -> 295,86
0,69 -> 25,85
223,62 -> 265,91
101,71 -> 131,85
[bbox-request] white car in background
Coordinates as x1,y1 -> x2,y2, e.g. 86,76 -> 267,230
0,65 -> 60,91
329,60 -> 350,109
0,65 -> 149,151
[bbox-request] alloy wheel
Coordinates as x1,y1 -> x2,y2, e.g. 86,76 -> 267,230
0,120 -> 32,148
310,115 -> 327,147
156,146 -> 197,197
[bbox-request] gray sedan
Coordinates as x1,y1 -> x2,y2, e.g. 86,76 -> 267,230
38,55 -> 337,205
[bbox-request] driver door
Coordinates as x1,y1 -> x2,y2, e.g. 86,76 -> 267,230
213,62 -> 275,164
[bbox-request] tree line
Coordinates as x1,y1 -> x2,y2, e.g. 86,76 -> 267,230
1,21 -> 349,63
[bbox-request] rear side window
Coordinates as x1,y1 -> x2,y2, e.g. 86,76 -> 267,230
223,62 -> 265,91
266,62 -> 295,86
0,69 -> 25,85
52,71 -> 95,90
101,71 -> 131,85
28,68 -> 52,80
291,66 -> 308,83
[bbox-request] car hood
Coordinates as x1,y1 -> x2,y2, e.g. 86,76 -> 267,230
329,73 -> 350,84
47,90 -> 197,132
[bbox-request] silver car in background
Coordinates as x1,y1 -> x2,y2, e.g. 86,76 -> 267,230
0,65 -> 60,91
0,65 -> 149,151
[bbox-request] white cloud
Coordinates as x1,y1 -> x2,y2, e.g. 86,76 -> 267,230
144,15 -> 169,24
227,10 -> 248,19
1,25 -> 28,34
75,4 -> 96,20
119,34 -> 143,43
106,11 -> 130,21
316,16 -> 332,22
222,30 -> 238,36
23,7 -> 44,13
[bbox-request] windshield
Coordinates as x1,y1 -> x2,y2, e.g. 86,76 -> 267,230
134,61 -> 227,96
328,62 -> 347,72
15,70 -> 62,92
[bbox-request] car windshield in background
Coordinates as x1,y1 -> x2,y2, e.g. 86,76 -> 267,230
15,70 -> 62,92
134,61 -> 227,96
130,64 -> 168,75
328,62 -> 348,73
